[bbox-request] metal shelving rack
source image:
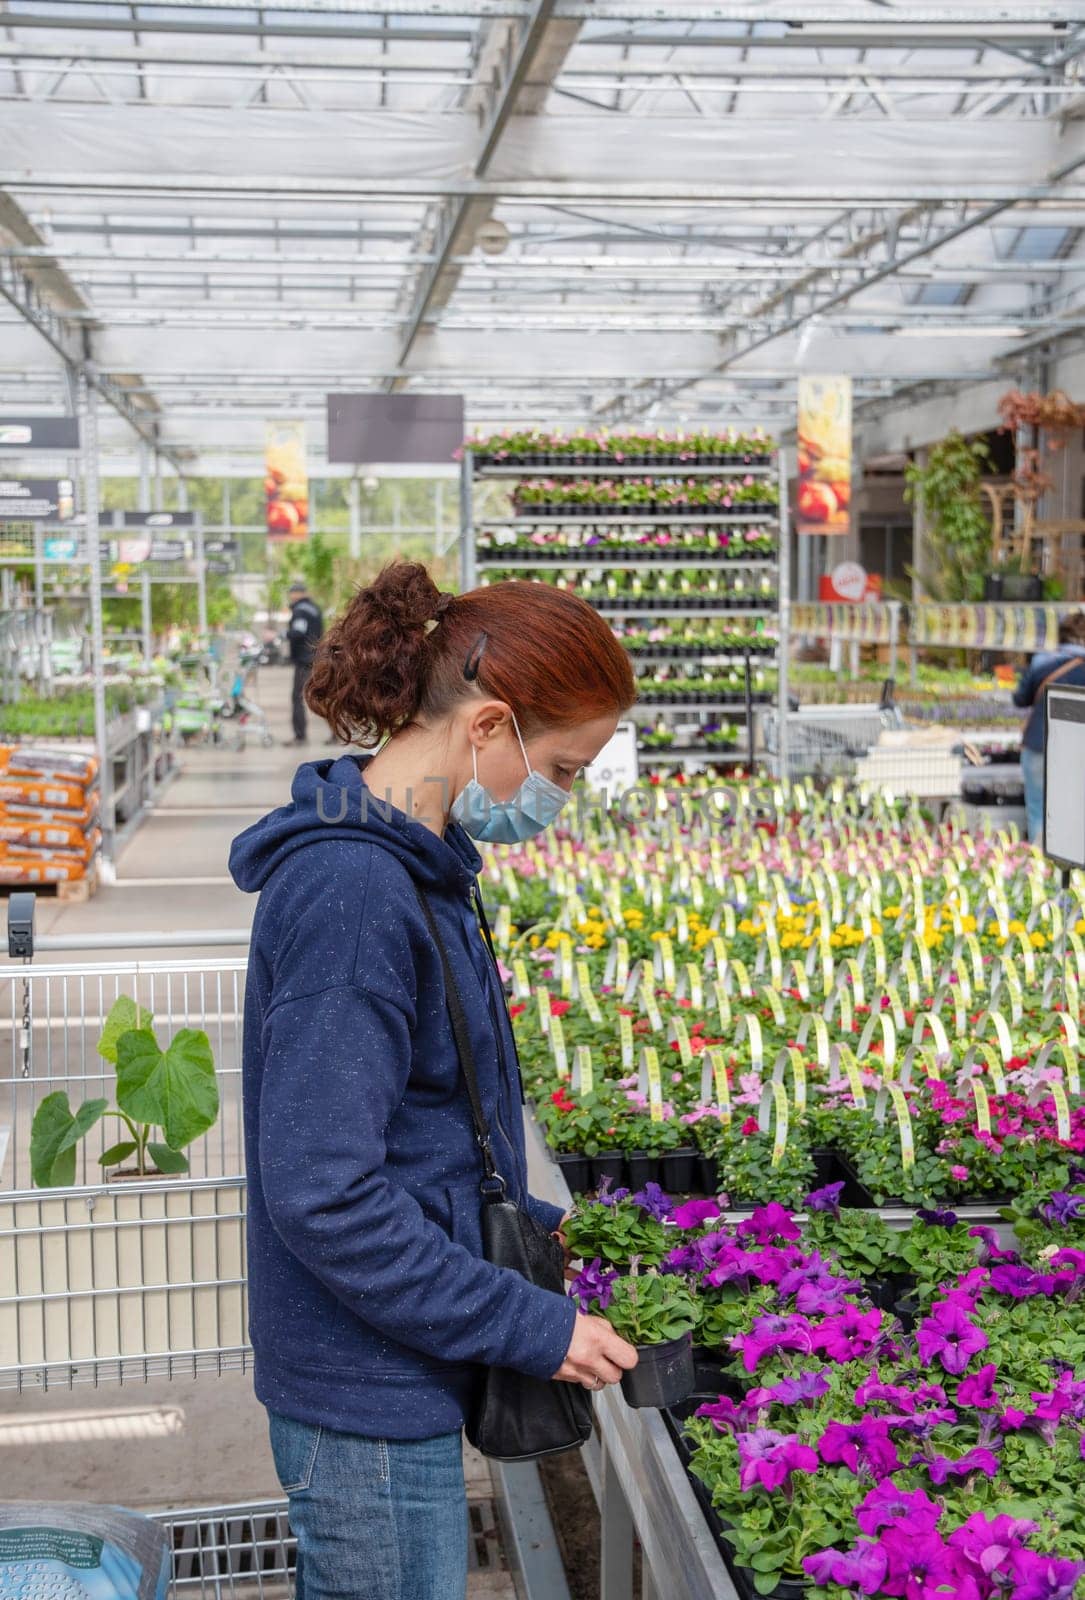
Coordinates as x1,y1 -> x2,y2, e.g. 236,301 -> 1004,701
461,447 -> 789,773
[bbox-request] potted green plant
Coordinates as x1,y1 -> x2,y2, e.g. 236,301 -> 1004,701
577,1260 -> 698,1408
29,996 -> 218,1185
563,1192 -> 670,1269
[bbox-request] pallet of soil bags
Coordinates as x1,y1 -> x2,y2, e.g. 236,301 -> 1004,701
0,745 -> 100,786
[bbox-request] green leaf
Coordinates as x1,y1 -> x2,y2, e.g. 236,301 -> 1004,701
116,1027 -> 218,1149
30,1092 -> 108,1187
98,995 -> 153,1064
146,1141 -> 190,1175
753,1569 -> 784,1595
98,1140 -> 138,1167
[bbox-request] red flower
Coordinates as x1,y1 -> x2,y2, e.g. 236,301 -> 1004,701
548,998 -> 572,1017
741,1116 -> 760,1136
677,997 -> 692,1009
509,1002 -> 527,1017
633,1018 -> 650,1034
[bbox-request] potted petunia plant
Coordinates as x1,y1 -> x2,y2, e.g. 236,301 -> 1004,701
573,1256 -> 699,1409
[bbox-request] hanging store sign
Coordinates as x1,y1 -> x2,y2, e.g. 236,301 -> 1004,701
266,420 -> 309,541
0,478 -> 75,521
0,417 -> 80,451
203,537 -> 237,555
43,537 -> 79,562
150,538 -> 188,563
121,510 -> 196,530
206,559 -> 234,575
797,376 -> 852,536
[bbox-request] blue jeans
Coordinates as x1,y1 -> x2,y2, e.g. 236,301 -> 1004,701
1021,744 -> 1045,845
268,1411 -> 467,1600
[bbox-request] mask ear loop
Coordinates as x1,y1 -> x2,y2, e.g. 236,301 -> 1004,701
509,710 -> 532,777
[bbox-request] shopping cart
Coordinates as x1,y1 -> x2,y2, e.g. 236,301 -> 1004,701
763,696 -> 903,781
215,648 -> 275,751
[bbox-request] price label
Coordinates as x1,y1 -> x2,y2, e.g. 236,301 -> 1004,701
641,977 -> 664,1034
501,865 -> 521,902
731,959 -> 754,998
715,980 -> 733,1032
735,1012 -> 765,1074
833,1042 -> 867,1108
512,959 -> 531,1000
494,904 -> 512,948
549,1015 -> 569,1080
797,1011 -> 831,1069
761,986 -> 786,1026
619,1012 -> 635,1071
773,1046 -> 808,1114
857,1011 -> 898,1069
912,1012 -> 951,1061
674,907 -> 690,947
576,962 -> 603,1024
879,1083 -> 916,1172
701,1048 -> 732,1123
765,930 -> 784,987
710,937 -> 729,974
642,1047 -> 664,1122
682,963 -> 704,1011
537,985 -> 552,1034
670,1015 -> 694,1068
971,1078 -> 992,1135
572,1044 -> 594,1096
963,1042 -> 1007,1096
898,958 -> 921,1008
790,960 -> 810,1002
757,1079 -> 789,1168
656,934 -> 677,988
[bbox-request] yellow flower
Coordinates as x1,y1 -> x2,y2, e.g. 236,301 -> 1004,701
530,935 -> 541,949
960,915 -> 977,933
883,904 -> 902,917
1030,932 -> 1047,949
1008,920 -> 1025,935
923,931 -> 942,950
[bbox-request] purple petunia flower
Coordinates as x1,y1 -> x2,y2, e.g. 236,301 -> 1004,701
804,1180 -> 845,1216
632,1182 -> 672,1222
855,1481 -> 942,1536
876,1528 -> 981,1600
956,1364 -> 1001,1410
803,1541 -> 887,1594
948,1512 -> 1039,1582
1049,1247 -> 1085,1273
663,1239 -> 717,1276
734,1428 -> 819,1493
730,1312 -> 814,1373
989,1264 -> 1051,1300
968,1225 -> 1021,1265
746,1370 -> 830,1409
913,1445 -> 1000,1484
1030,1370 -> 1085,1424
916,1206 -> 959,1228
811,1303 -> 885,1363
569,1257 -> 619,1314
1040,1191 -> 1085,1227
735,1202 -> 801,1244
1007,1549 -> 1085,1600
916,1300 -> 989,1376
670,1198 -> 722,1231
594,1180 -> 630,1208
818,1417 -> 900,1481
694,1394 -> 752,1434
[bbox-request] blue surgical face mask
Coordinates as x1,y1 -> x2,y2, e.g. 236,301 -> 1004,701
450,713 -> 569,844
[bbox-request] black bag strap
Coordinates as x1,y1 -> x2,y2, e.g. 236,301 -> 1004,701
414,885 -> 507,1198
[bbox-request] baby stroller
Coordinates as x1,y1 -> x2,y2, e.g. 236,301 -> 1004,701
216,648 -> 274,750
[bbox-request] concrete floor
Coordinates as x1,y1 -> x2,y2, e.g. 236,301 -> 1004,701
0,665 -> 518,1597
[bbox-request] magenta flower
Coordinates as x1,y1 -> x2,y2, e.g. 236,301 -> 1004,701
855,1481 -> 942,1536
735,1202 -> 801,1244
746,1371 -> 830,1409
916,1301 -> 989,1375
1030,1371 -> 1085,1424
999,1406 -> 1030,1431
734,1428 -> 818,1492
811,1303 -> 885,1363
1007,1549 -> 1085,1600
989,1264 -> 1050,1300
803,1541 -> 887,1594
671,1198 -> 722,1230
948,1512 -> 1039,1582
914,1446 -> 1000,1484
956,1364 -> 1001,1409
777,1251 -> 859,1301
1049,1247 -> 1085,1273
694,1394 -> 752,1434
969,1225 -> 1021,1265
876,1528 -> 980,1600
730,1312 -> 814,1373
819,1417 -> 900,1480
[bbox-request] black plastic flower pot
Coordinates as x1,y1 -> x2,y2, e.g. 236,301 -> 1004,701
695,1154 -> 719,1195
832,1153 -> 879,1209
555,1152 -> 592,1196
590,1153 -> 627,1189
621,1331 -> 695,1409
626,1151 -> 661,1189
731,1569 -> 809,1600
661,1147 -> 697,1193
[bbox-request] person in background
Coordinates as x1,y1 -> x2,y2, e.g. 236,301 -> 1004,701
284,577 -> 324,745
1013,610 -> 1085,843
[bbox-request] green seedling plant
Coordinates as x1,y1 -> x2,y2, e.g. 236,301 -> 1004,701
30,995 -> 218,1185
599,1264 -> 699,1347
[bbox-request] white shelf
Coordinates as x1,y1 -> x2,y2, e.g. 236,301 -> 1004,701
477,554 -> 778,570
482,512 -> 776,527
643,747 -> 750,762
473,461 -> 775,479
594,604 -> 776,618
632,700 -> 769,714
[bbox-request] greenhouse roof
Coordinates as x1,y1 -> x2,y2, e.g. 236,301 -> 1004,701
3,1 -> 1085,467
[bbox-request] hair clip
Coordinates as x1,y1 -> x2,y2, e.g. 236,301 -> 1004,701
463,632 -> 488,682
423,618 -> 439,635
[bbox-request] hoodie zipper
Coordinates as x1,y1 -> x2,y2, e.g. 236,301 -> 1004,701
470,886 -> 527,1200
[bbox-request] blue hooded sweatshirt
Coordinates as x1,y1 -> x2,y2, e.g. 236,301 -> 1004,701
228,754 -> 575,1441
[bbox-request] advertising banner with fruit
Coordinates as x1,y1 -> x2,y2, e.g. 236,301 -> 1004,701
265,420 -> 309,542
797,375 -> 852,535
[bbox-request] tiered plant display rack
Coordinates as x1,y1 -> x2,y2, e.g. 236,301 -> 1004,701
461,434 -> 790,772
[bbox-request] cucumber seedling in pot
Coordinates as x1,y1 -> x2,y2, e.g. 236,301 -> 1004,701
30,995 -> 219,1185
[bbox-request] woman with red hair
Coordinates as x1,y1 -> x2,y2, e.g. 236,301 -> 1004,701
230,562 -> 638,1600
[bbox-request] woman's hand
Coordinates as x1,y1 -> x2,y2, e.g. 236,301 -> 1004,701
552,1313 -> 638,1390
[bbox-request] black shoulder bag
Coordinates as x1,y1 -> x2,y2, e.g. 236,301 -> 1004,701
415,888 -> 592,1462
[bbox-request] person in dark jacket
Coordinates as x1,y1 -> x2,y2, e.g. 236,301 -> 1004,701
1013,611 -> 1085,843
284,578 -> 324,744
229,562 -> 638,1600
